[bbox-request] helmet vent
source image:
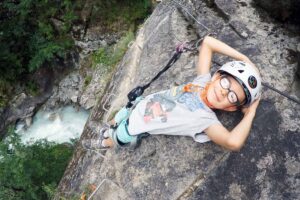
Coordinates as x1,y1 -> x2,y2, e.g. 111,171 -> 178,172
239,62 -> 245,66
238,70 -> 244,73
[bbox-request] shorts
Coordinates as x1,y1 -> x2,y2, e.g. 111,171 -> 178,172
116,120 -> 135,144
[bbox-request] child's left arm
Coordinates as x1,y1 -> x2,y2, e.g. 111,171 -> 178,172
197,36 -> 250,75
204,98 -> 260,151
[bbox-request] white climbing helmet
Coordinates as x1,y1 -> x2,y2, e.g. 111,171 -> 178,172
216,61 -> 262,106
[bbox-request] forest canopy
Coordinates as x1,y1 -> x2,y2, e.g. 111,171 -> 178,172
0,0 -> 152,107
0,0 -> 76,82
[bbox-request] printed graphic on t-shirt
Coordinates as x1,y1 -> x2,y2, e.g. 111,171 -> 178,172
144,84 -> 206,123
177,92 -> 205,111
165,84 -> 205,112
168,86 -> 184,99
144,94 -> 176,123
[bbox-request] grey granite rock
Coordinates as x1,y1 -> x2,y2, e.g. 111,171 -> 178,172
296,44 -> 300,78
43,72 -> 82,110
229,20 -> 251,39
214,0 -> 238,19
0,0 -> 117,137
253,0 -> 300,23
0,52 -> 77,137
56,0 -> 300,199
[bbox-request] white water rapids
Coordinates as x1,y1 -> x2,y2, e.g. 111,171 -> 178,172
15,105 -> 90,144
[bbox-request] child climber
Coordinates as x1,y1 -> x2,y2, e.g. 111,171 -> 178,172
87,36 -> 261,151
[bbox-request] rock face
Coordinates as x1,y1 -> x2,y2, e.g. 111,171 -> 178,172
56,0 -> 300,199
43,0 -> 121,111
0,65 -> 65,138
0,0 -> 119,137
43,63 -> 112,111
253,0 -> 300,23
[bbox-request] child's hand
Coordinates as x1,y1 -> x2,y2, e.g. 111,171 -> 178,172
242,56 -> 260,74
241,97 -> 261,116
242,56 -> 254,66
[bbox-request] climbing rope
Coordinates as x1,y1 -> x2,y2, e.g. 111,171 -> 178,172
126,40 -> 203,108
171,0 -> 210,32
171,0 -> 300,105
83,2 -> 299,199
86,179 -> 106,200
262,83 -> 300,105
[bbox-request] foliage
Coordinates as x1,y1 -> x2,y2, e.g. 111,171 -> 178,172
0,132 -> 74,200
0,0 -> 77,82
92,30 -> 134,69
92,0 -> 152,32
0,80 -> 12,107
91,0 -> 151,69
0,1 -> 153,199
84,75 -> 92,88
25,80 -> 39,96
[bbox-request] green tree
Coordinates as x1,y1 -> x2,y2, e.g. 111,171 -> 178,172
92,0 -> 152,32
0,133 -> 74,200
0,0 -> 76,81
0,0 -> 77,107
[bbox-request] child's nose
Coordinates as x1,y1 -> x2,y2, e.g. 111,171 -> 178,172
221,88 -> 228,96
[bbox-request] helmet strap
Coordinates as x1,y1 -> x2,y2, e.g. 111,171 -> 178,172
200,82 -> 215,109
182,82 -> 215,108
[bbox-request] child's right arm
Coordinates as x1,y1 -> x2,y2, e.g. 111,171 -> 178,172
204,98 -> 260,151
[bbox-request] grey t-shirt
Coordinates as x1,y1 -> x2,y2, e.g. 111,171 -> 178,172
128,73 -> 220,143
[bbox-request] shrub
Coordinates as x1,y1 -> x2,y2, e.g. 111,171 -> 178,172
0,132 -> 74,200
92,30 -> 134,69
0,0 -> 77,81
92,0 -> 152,32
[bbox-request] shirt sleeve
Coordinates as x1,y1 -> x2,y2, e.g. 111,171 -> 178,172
192,73 -> 211,87
193,119 -> 221,143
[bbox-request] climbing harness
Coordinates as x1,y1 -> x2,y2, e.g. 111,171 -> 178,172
98,0 -> 214,149
103,41 -> 201,149
101,0 -> 300,149
108,97 -> 146,149
171,0 -> 300,106
126,41 -> 202,109
78,2 -> 300,200
85,3 -> 299,198
106,1 -> 299,150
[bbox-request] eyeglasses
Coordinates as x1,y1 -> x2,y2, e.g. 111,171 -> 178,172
219,75 -> 241,106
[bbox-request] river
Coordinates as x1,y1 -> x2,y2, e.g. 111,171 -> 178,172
15,105 -> 90,144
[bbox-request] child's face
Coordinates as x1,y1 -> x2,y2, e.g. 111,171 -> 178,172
207,73 -> 246,111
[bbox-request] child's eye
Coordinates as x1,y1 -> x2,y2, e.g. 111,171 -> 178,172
220,78 -> 230,89
228,92 -> 238,103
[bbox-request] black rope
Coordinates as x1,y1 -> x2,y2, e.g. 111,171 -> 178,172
127,0 -> 300,107
262,83 -> 300,105
126,50 -> 184,108
171,0 -> 300,106
142,51 -> 182,89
